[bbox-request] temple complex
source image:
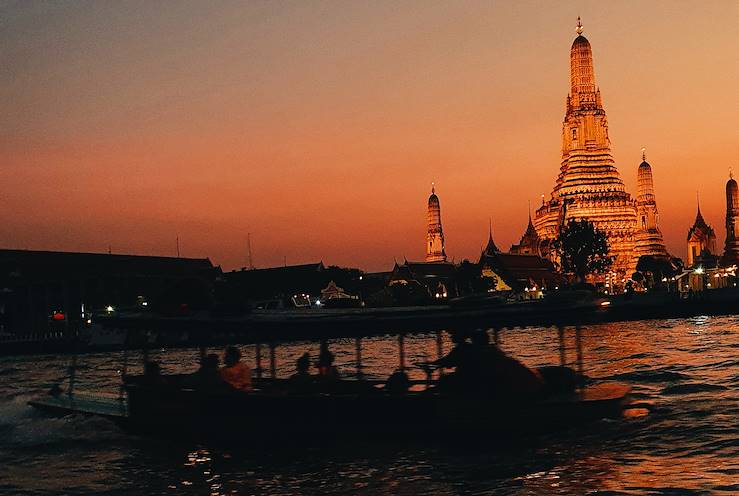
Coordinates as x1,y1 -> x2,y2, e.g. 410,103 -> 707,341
530,19 -> 667,281
686,201 -> 717,268
722,173 -> 739,266
425,183 -> 446,262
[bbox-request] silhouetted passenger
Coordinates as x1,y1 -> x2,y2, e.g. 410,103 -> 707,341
184,353 -> 229,391
386,368 -> 411,394
48,383 -> 63,397
289,352 -> 313,392
143,360 -> 166,386
220,346 -> 253,392
296,352 -> 311,376
317,341 -> 339,379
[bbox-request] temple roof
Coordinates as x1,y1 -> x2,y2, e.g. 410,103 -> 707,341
483,227 -> 500,256
480,252 -> 562,291
688,206 -> 715,241
524,214 -> 537,237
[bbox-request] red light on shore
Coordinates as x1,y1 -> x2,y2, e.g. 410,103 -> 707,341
52,312 -> 66,321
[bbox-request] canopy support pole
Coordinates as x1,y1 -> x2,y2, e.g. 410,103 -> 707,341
67,353 -> 77,398
255,343 -> 263,379
557,325 -> 566,366
269,343 -> 277,378
435,331 -> 444,376
398,334 -> 406,371
355,336 -> 363,378
575,325 -> 584,379
119,330 -> 129,404
142,331 -> 149,367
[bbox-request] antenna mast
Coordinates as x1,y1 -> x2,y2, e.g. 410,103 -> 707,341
247,233 -> 255,270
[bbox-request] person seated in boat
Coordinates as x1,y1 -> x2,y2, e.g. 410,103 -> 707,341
142,360 -> 167,386
289,352 -> 313,392
220,346 -> 253,392
316,341 -> 340,380
187,353 -> 230,390
386,368 -> 411,394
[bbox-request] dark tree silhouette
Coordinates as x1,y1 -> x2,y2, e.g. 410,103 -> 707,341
455,259 -> 483,295
636,255 -> 679,289
554,219 -> 612,283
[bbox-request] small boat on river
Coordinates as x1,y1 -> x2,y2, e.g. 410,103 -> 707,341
29,326 -> 632,441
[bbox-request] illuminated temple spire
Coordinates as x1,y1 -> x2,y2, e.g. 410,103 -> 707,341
425,183 -> 446,262
722,172 -> 739,265
533,18 -> 641,280
634,149 -> 668,259
570,18 -> 597,103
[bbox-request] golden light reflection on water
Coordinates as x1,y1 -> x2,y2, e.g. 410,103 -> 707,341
6,316 -> 739,494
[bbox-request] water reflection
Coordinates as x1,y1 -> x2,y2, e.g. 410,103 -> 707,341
2,317 -> 739,494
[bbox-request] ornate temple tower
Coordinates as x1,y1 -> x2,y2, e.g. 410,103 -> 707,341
426,184 -> 446,262
633,150 -> 669,260
687,201 -> 717,267
533,18 -> 638,278
722,173 -> 739,265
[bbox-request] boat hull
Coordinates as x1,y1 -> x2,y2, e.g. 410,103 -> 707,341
29,383 -> 629,442
120,382 -> 630,440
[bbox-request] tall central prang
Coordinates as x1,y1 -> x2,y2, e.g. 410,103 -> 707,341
532,18 -> 654,280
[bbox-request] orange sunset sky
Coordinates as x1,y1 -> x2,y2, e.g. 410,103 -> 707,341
1,1 -> 738,272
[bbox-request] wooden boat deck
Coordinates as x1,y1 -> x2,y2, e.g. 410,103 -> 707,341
28,392 -> 128,420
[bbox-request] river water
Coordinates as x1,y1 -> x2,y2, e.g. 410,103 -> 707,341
1,316 -> 739,495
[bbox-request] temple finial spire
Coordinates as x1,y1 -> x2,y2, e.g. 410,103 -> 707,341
641,147 -> 646,162
575,16 -> 583,35
431,181 -> 435,194
730,167 -> 734,180
488,217 -> 493,240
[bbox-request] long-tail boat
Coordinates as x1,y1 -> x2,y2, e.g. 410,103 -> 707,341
29,325 -> 633,441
